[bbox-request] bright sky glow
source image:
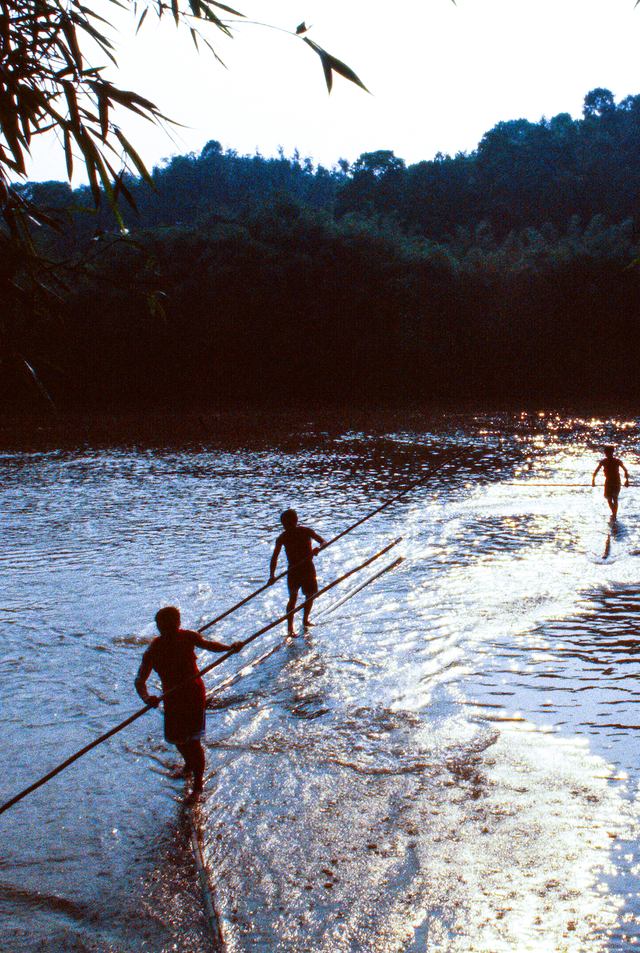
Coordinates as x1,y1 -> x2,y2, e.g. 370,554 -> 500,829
24,0 -> 640,182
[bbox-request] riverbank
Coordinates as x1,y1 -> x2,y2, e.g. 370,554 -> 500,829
0,405 -> 419,453
1,402 -> 634,453
0,408 -> 264,452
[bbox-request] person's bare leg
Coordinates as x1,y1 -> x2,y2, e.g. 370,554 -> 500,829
190,742 -> 205,792
286,590 -> 298,635
176,740 -> 205,792
302,593 -> 316,627
302,580 -> 320,627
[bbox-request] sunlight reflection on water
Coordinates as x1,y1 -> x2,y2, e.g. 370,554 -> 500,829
2,410 -> 640,950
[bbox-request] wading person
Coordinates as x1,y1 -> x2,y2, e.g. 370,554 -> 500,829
268,509 -> 326,636
592,445 -> 629,519
135,606 -> 242,796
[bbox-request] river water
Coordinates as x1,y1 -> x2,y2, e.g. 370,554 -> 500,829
2,409 -> 640,952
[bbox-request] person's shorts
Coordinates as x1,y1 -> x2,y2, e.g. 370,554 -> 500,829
163,692 -> 206,744
288,562 -> 318,596
604,480 -> 621,499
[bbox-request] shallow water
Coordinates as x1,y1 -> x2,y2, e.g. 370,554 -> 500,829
2,409 -> 640,951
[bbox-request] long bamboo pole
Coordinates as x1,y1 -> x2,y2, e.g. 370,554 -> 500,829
197,454 -> 452,633
204,555 -> 404,703
0,538 -> 402,817
502,483 -> 631,487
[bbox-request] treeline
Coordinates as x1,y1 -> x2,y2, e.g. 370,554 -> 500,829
19,87 -> 640,238
7,88 -> 640,408
336,87 -> 640,237
17,141 -> 347,237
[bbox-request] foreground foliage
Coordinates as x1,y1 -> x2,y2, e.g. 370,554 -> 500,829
0,0 -> 366,399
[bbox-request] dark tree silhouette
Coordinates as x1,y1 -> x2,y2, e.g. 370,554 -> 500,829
0,0 -> 367,404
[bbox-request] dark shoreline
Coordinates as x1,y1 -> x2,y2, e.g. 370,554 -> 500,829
0,403 -> 635,453
0,405 -> 407,453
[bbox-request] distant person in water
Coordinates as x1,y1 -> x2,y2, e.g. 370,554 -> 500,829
592,446 -> 629,519
268,509 -> 327,635
135,606 -> 242,796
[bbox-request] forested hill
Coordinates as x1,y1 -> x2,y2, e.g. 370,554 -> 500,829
21,86 -> 640,237
10,88 -> 640,409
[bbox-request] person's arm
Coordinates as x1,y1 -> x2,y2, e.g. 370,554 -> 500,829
134,653 -> 160,707
193,634 -> 243,653
621,460 -> 630,486
310,528 -> 327,554
269,537 -> 283,583
592,460 -> 603,485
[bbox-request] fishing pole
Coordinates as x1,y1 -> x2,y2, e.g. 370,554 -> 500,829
0,537 -> 402,817
197,453 -> 454,634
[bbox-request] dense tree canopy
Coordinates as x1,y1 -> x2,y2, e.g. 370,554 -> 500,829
6,87 -> 640,410
335,89 -> 640,237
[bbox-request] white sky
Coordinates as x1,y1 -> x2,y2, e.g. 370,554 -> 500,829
24,0 -> 640,182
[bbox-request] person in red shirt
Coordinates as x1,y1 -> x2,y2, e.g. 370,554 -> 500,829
268,509 -> 326,635
135,606 -> 241,795
592,445 -> 630,519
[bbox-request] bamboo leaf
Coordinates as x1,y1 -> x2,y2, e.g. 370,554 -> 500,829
201,0 -> 243,14
63,127 -> 74,179
302,38 -> 369,93
76,3 -> 115,27
302,37 -> 332,93
62,80 -> 82,130
98,93 -> 109,140
115,173 -> 137,212
199,33 -> 227,67
136,7 -> 149,33
0,147 -> 25,174
100,84 -> 158,113
94,152 -> 125,229
25,204 -> 68,234
60,15 -> 84,71
0,92 -> 26,165
115,129 -> 153,185
187,0 -> 231,34
77,133 -> 102,205
325,54 -> 368,92
188,0 -> 241,21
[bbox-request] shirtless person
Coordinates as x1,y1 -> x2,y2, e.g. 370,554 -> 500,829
135,606 -> 241,795
268,509 -> 326,635
592,445 -> 629,519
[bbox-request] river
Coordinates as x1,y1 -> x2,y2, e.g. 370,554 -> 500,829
2,408 -> 640,952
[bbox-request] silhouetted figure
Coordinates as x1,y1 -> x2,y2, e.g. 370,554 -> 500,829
135,606 -> 241,796
268,509 -> 326,635
592,445 -> 629,519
